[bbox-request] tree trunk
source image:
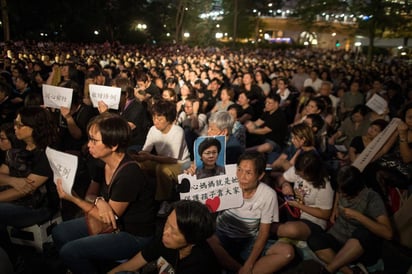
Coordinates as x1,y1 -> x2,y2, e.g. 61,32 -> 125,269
175,0 -> 186,44
1,0 -> 10,41
366,19 -> 376,65
233,0 -> 238,45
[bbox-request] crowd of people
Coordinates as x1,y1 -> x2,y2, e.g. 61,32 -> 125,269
0,40 -> 411,274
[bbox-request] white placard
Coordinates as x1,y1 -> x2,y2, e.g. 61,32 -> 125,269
352,118 -> 401,172
366,94 -> 388,115
178,164 -> 243,212
45,147 -> 78,195
89,84 -> 121,110
42,84 -> 73,109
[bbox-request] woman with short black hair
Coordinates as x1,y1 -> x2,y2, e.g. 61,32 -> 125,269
108,200 -> 221,274
52,113 -> 156,274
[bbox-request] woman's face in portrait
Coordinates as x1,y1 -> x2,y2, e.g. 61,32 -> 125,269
201,145 -> 219,168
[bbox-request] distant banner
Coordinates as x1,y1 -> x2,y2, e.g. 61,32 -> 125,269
352,118 -> 401,172
42,84 -> 73,109
89,84 -> 121,110
178,164 -> 243,212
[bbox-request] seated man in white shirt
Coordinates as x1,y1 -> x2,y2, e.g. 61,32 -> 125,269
133,100 -> 191,215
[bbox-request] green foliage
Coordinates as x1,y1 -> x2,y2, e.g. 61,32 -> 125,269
220,0 -> 258,40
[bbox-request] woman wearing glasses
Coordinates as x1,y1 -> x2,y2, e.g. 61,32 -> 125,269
52,112 -> 156,274
195,138 -> 226,179
0,106 -> 58,256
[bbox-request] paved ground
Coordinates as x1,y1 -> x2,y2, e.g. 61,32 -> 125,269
8,230 -> 412,274
5,183 -> 412,274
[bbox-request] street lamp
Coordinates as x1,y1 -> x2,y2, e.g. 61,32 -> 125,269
136,23 -> 147,31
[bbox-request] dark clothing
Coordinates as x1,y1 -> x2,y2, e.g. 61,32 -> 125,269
196,165 -> 226,179
261,109 -> 288,147
4,147 -> 57,210
121,99 -> 151,147
0,96 -> 16,125
141,238 -> 221,274
52,156 -> 154,274
58,104 -> 97,152
308,227 -> 383,266
226,135 -> 244,165
145,82 -> 161,98
279,92 -> 298,124
95,154 -> 156,236
308,188 -> 388,266
10,88 -> 31,110
241,105 -> 257,121
204,90 -> 221,113
349,136 -> 365,154
245,85 -> 265,118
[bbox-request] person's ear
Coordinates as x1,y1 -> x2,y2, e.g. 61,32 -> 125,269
110,144 -> 118,152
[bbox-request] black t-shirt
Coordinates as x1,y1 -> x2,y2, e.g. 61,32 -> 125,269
204,90 -> 221,113
121,99 -> 150,146
261,109 -> 288,147
96,154 -> 156,236
0,96 -> 16,125
349,135 -> 365,154
59,104 -> 97,151
141,237 -> 221,274
241,105 -> 256,121
5,147 -> 57,210
145,82 -> 161,98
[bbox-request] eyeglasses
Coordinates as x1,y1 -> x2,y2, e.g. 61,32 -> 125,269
14,120 -> 26,129
88,136 -> 102,145
203,151 -> 218,156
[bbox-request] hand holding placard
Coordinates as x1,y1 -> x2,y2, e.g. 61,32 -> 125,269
45,147 -> 78,196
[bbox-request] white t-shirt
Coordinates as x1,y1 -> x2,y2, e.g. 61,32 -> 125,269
303,78 -> 323,92
142,124 -> 191,164
216,183 -> 278,238
283,166 -> 334,229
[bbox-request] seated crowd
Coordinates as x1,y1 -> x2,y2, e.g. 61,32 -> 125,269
0,41 -> 411,274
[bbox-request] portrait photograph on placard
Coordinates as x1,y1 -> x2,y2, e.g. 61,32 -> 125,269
194,135 -> 226,180
177,135 -> 242,212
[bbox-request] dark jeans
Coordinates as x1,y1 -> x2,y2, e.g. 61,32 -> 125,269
52,217 -> 152,274
0,202 -> 53,228
307,227 -> 383,267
